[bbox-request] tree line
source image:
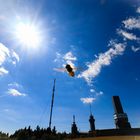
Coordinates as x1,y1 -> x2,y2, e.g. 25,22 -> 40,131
0,126 -> 70,140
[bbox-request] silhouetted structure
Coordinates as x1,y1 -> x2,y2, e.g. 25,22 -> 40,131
49,79 -> 56,130
112,96 -> 131,129
71,115 -> 78,135
89,105 -> 95,131
3,94 -> 140,139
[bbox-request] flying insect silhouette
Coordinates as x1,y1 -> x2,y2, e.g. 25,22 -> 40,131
65,64 -> 75,77
54,64 -> 76,77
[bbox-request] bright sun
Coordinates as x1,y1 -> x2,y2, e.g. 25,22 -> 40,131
15,22 -> 41,48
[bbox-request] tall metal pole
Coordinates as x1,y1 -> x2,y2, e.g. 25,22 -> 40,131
89,104 -> 92,115
73,115 -> 75,123
49,79 -> 56,129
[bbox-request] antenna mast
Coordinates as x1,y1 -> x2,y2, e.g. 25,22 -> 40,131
49,79 -> 56,129
90,104 -> 92,115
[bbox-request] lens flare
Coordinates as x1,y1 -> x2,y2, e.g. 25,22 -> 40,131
15,22 -> 41,49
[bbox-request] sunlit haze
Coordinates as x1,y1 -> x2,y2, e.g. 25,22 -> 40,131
15,22 -> 42,49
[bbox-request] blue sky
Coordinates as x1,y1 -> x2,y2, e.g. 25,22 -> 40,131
0,0 -> 140,134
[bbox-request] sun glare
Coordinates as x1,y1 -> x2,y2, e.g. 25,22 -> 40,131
15,22 -> 41,49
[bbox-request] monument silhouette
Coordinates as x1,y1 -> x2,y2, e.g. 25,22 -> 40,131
89,105 -> 95,132
112,96 -> 131,129
71,115 -> 78,135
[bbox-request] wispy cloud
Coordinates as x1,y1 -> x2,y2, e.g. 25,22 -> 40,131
8,82 -> 20,88
137,7 -> 140,14
63,52 -> 77,61
0,43 -> 20,75
54,52 -> 63,62
117,29 -> 138,40
0,67 -> 9,75
90,88 -> 104,97
11,51 -> 20,64
8,88 -> 26,97
123,18 -> 140,30
78,41 -> 126,84
0,94 -> 8,98
96,91 -> 104,96
131,46 -> 140,52
90,89 -> 95,93
0,43 -> 10,65
63,51 -> 77,67
54,51 -> 77,68
80,97 -> 96,104
80,6 -> 139,104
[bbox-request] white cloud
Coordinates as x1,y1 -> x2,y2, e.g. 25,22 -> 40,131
63,51 -> 77,61
96,91 -> 104,96
137,7 -> 140,14
8,88 -> 26,97
78,41 -> 126,84
123,18 -> 140,30
65,60 -> 76,69
131,46 -> 140,52
11,51 -> 20,65
79,6 -> 139,103
12,51 -> 20,62
0,43 -> 10,65
80,97 -> 96,104
8,82 -> 20,88
54,51 -> 77,69
54,52 -> 62,62
90,89 -> 95,93
90,88 -> 104,97
0,67 -> 8,75
0,43 -> 20,76
117,29 -> 138,40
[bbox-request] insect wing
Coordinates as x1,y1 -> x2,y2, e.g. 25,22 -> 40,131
53,68 -> 66,72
